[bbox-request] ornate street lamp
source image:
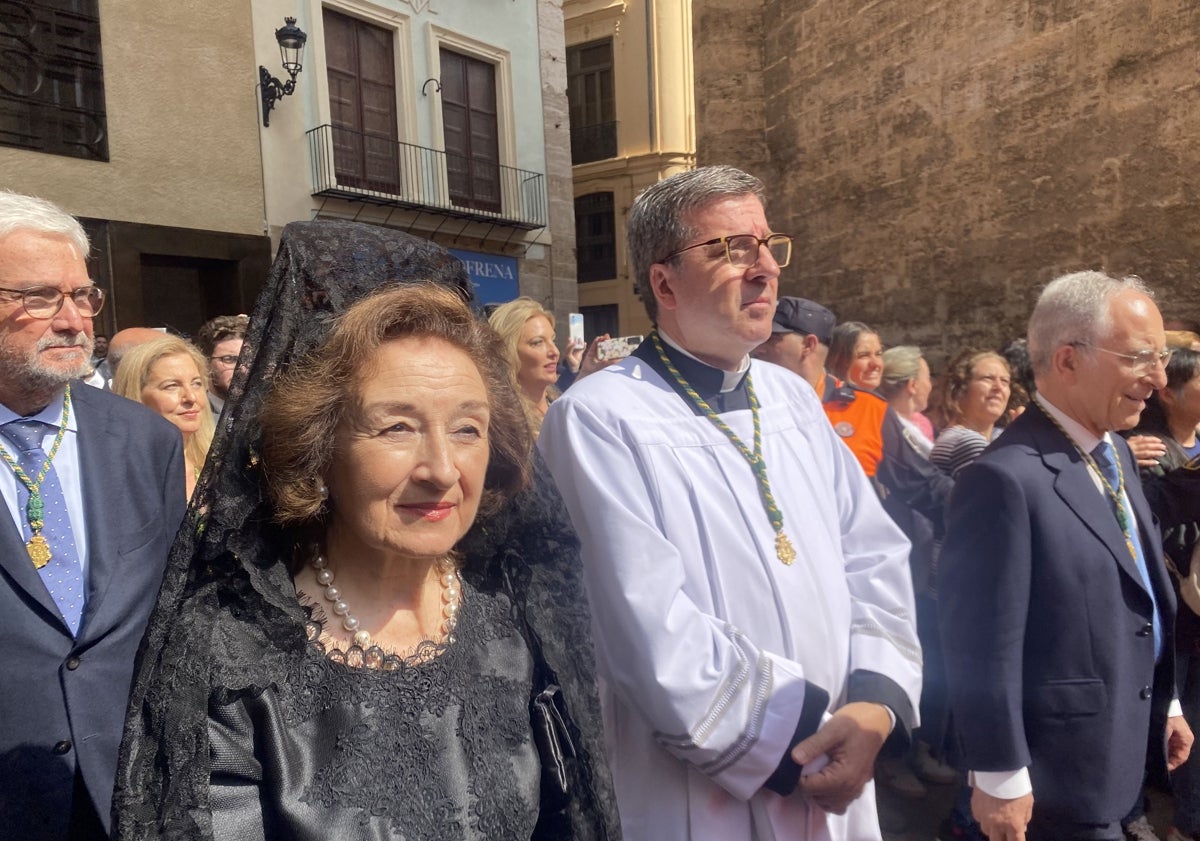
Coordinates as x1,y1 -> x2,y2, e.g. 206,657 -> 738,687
259,17 -> 307,127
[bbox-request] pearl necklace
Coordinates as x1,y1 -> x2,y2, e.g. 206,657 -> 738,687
309,553 -> 461,669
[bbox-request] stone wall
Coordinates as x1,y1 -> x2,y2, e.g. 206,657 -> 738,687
531,0 -> 581,328
694,0 -> 1200,365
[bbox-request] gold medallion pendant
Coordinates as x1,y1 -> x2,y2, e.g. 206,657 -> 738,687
776,533 -> 797,566
27,535 -> 51,568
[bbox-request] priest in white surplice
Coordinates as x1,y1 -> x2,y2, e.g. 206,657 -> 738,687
539,166 -> 921,841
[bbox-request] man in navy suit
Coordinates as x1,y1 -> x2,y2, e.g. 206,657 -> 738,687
0,192 -> 186,839
940,270 -> 1193,841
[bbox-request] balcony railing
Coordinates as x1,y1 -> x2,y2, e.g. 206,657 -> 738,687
307,124 -> 548,230
570,121 -> 617,165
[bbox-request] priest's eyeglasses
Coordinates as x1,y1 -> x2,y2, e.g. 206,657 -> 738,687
0,284 -> 107,319
661,234 -> 792,269
1071,341 -> 1173,374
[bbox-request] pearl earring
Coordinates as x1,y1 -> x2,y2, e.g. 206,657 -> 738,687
319,483 -> 328,500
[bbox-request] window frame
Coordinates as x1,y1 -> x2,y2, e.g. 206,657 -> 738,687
574,191 -> 617,283
307,0 -> 415,199
0,0 -> 109,161
566,37 -> 616,164
426,26 -> 516,215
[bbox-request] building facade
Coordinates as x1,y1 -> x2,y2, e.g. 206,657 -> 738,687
0,0 -> 272,336
693,0 -> 1200,362
564,0 -> 695,339
254,0 -> 577,320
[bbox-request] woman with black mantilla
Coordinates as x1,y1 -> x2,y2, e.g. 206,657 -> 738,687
112,220 -> 618,841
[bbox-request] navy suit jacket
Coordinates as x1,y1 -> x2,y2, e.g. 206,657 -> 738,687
939,401 -> 1175,826
0,384 -> 185,838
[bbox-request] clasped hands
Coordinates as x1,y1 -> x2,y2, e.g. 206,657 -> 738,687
789,701 -> 891,814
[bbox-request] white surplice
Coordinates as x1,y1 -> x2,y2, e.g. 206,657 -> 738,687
538,355 -> 921,841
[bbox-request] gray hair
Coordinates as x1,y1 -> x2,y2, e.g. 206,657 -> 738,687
627,165 -> 765,323
0,191 -> 89,258
1027,271 -> 1152,374
878,345 -> 924,399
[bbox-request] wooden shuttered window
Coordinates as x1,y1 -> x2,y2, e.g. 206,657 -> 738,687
323,8 -> 400,193
439,48 -> 501,213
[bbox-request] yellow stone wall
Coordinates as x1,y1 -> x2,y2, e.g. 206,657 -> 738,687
565,0 -> 696,337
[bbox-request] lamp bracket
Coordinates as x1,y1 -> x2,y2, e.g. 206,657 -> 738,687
260,66 -> 297,127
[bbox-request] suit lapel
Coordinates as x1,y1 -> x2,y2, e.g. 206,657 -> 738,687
72,385 -> 121,637
1025,404 -> 1151,596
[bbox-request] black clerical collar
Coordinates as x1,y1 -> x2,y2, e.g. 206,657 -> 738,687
634,332 -> 752,414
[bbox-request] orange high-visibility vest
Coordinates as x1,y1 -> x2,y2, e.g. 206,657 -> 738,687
822,380 -> 888,477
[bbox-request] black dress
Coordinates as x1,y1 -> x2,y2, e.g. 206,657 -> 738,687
209,581 -> 550,840
112,221 -> 620,841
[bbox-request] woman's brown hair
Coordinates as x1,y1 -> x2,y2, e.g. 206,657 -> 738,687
939,349 -> 1009,426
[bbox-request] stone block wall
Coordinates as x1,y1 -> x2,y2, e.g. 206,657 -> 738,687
695,0 -> 1200,365
528,0 -> 581,333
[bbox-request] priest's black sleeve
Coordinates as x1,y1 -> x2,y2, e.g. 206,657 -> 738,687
762,681 -> 830,795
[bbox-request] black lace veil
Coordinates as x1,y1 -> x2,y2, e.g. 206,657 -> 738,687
113,220 -> 617,839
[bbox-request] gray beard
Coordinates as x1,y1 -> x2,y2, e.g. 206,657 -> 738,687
0,332 -> 94,394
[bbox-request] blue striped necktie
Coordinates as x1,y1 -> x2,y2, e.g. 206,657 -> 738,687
1091,440 -> 1162,659
2,419 -> 85,636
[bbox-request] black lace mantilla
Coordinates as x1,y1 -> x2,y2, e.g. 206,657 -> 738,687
112,221 -> 619,841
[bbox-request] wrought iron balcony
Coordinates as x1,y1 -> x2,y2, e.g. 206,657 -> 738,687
570,121 -> 617,165
307,124 -> 548,230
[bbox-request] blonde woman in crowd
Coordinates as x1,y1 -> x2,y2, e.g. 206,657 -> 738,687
113,336 -> 214,499
489,297 -> 561,435
488,297 -> 612,437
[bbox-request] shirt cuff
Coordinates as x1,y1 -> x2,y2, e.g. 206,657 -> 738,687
1170,699 -> 1184,718
762,681 -> 830,796
971,768 -> 1032,800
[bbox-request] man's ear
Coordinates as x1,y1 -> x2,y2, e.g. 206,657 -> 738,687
649,262 -> 679,313
1052,343 -> 1081,383
800,333 -> 820,358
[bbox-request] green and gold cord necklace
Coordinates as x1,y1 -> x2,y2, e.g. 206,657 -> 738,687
651,332 -> 797,565
0,384 -> 71,569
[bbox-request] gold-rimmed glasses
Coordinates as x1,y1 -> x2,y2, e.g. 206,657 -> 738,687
0,284 -> 106,319
1072,342 -> 1173,375
660,234 -> 792,269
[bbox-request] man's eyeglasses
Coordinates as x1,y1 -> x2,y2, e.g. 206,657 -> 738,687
209,355 -> 240,366
0,284 -> 106,319
1072,342 -> 1173,374
660,234 -> 792,269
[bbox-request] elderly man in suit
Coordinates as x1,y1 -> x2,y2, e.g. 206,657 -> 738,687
940,270 -> 1193,841
0,192 -> 186,839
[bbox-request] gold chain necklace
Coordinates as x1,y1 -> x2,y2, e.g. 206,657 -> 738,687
650,332 -> 796,565
0,384 -> 72,569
